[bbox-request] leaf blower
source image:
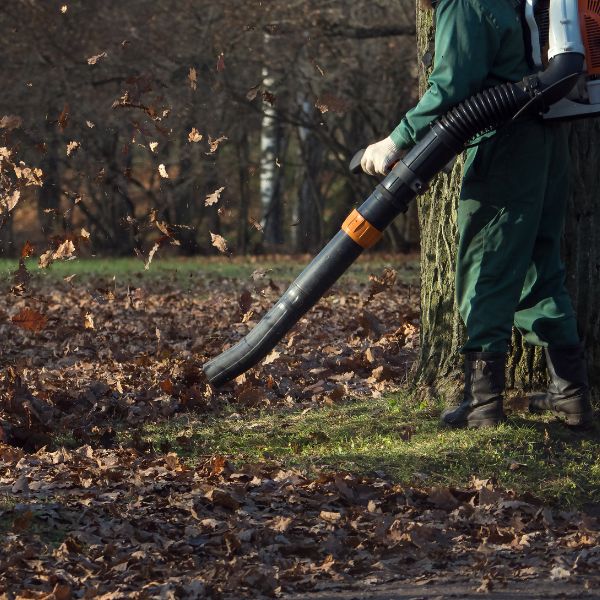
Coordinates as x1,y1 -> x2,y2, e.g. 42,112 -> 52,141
203,0 -> 600,387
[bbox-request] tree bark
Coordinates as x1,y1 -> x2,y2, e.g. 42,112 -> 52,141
414,6 -> 465,400
415,3 -> 600,400
295,97 -> 324,253
564,119 -> 600,399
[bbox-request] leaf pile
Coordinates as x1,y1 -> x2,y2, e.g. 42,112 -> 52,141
1,447 -> 599,598
0,268 -> 417,448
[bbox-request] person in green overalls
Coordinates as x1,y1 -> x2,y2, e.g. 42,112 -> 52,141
361,0 -> 593,428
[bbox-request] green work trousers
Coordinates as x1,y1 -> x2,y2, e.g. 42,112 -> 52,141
456,118 -> 580,353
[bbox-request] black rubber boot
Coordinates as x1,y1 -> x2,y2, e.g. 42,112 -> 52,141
529,344 -> 594,427
441,352 -> 506,428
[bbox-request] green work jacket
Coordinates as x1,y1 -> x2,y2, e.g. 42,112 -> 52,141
390,0 -> 532,150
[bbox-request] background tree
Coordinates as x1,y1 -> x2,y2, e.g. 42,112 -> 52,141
0,0 -> 419,258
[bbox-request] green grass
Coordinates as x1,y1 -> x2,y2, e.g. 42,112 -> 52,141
0,255 -> 419,285
125,393 -> 600,508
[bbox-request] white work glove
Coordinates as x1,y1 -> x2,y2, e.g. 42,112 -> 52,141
361,136 -> 402,176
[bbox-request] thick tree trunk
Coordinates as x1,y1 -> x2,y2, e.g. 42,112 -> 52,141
414,4 -> 599,400
414,6 -> 464,401
564,119 -> 600,399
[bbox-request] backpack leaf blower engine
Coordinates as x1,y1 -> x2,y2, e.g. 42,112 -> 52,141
203,0 -> 600,387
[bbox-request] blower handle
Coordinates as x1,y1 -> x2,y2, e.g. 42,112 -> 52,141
349,148 -> 366,174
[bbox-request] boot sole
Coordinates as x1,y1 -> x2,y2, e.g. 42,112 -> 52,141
553,410 -> 594,428
467,416 -> 505,429
528,404 -> 593,427
441,415 -> 505,429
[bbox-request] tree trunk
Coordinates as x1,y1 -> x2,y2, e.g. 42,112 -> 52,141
295,97 -> 324,253
414,6 -> 465,401
564,119 -> 600,399
415,3 -> 600,400
236,128 -> 251,255
260,52 -> 286,249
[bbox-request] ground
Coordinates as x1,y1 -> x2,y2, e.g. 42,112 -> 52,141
0,255 -> 599,599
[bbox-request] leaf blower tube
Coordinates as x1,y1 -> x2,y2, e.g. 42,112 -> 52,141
203,4 -> 584,388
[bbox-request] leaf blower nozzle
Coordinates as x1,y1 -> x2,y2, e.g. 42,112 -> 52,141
203,0 -> 586,388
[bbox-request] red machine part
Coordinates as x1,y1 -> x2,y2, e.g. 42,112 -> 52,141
580,0 -> 600,74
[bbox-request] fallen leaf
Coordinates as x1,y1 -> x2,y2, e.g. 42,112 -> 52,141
207,135 -> 227,154
210,232 -> 228,254
66,141 -> 80,156
87,51 -> 107,65
205,187 -> 225,207
158,164 -> 169,178
145,242 -> 160,270
239,289 -> 253,314
12,308 -> 48,332
188,67 -> 198,91
0,115 -> 22,130
188,128 -> 203,143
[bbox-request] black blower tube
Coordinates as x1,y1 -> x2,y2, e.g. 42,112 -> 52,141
203,52 -> 583,387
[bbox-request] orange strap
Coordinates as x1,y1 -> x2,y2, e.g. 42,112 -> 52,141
341,209 -> 382,249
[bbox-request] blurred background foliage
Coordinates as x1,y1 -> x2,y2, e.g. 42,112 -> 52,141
0,0 -> 419,258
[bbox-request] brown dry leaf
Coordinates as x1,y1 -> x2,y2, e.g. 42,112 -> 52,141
205,186 -> 224,207
160,379 -> 174,394
54,239 -> 76,260
206,488 -> 239,510
207,135 -> 227,154
87,51 -> 107,65
38,250 -> 54,269
80,228 -> 90,239
21,240 -> 35,259
210,232 -> 228,254
57,104 -> 69,130
188,128 -> 203,143
66,141 -> 80,156
271,516 -> 293,532
5,189 -> 20,212
188,67 -> 198,91
52,583 -> 72,600
155,221 -> 171,237
263,350 -> 280,365
0,115 -> 22,130
84,313 -> 94,330
145,242 -> 160,270
427,486 -> 460,510
12,308 -> 47,332
37,239 -> 76,270
246,84 -> 260,101
320,511 -> 342,523
239,289 -> 253,314
368,267 -> 397,301
249,216 -> 263,232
